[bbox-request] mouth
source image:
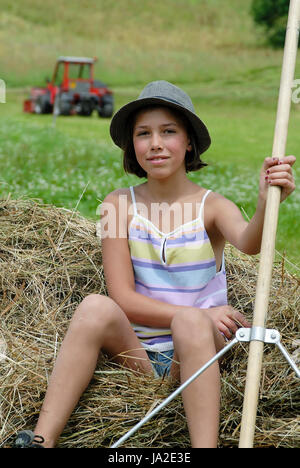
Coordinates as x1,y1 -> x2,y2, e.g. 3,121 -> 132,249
147,155 -> 169,163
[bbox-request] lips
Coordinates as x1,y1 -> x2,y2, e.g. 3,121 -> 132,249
147,155 -> 169,161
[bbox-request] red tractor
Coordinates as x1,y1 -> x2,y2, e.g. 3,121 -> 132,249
23,56 -> 114,117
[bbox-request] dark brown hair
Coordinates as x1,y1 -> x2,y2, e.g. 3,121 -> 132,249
122,105 -> 207,178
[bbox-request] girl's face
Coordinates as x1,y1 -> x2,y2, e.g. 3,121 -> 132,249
133,107 -> 191,179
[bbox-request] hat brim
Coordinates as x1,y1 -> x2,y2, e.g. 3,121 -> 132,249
109,97 -> 211,155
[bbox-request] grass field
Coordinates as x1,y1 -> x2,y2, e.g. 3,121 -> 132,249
0,0 -> 299,272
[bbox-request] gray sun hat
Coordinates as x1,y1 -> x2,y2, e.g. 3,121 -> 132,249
109,80 -> 211,155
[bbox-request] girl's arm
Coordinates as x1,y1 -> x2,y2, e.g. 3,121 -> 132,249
209,156 -> 296,255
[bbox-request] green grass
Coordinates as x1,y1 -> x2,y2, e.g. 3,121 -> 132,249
2,0 -> 299,87
0,0 -> 299,272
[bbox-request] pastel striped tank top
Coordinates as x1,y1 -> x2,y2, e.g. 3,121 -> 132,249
128,186 -> 228,352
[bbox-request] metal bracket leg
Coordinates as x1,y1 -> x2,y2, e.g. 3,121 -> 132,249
236,327 -> 300,378
111,326 -> 299,448
111,337 -> 238,448
276,341 -> 300,378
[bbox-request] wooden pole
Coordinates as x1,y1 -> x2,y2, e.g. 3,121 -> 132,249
239,0 -> 300,448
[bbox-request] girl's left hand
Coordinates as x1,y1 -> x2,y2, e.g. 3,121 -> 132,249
206,305 -> 251,339
259,155 -> 296,203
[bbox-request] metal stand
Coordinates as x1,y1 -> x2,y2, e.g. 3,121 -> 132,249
111,327 -> 299,448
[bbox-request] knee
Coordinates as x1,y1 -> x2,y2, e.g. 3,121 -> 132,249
71,294 -> 122,335
171,309 -> 214,351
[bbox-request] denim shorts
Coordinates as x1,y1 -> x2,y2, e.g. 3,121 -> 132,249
146,349 -> 174,378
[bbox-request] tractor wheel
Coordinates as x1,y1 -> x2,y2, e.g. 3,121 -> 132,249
57,93 -> 73,115
34,94 -> 52,114
58,102 -> 72,115
98,95 -> 114,118
98,103 -> 113,118
77,100 -> 93,116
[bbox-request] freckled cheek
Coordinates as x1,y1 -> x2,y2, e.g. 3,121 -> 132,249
133,140 -> 147,160
133,142 -> 148,169
169,135 -> 189,153
168,141 -> 187,162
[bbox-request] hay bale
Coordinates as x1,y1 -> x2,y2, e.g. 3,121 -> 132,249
0,197 -> 299,448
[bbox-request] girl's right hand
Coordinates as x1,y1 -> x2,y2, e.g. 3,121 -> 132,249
206,305 -> 251,339
259,156 -> 296,204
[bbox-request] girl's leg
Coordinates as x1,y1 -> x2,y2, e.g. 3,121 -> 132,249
170,309 -> 225,448
34,294 -> 152,448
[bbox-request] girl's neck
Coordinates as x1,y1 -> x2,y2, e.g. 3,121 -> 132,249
144,172 -> 196,204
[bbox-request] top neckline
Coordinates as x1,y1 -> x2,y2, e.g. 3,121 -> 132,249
129,186 -> 211,237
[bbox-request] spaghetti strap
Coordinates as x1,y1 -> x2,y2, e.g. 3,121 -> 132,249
129,186 -> 138,216
198,189 -> 211,225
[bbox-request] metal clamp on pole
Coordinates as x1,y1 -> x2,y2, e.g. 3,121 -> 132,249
236,326 -> 278,343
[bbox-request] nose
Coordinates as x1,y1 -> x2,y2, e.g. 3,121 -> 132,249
150,132 -> 163,151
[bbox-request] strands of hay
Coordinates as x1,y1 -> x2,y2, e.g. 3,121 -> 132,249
0,197 -> 299,448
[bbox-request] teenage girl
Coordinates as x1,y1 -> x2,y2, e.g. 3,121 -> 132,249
14,81 -> 296,448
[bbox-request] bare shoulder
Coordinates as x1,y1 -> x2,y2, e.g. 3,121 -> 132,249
205,190 -> 230,210
205,191 -> 241,227
102,187 -> 131,206
206,191 -> 230,203
206,191 -> 238,210
100,189 -> 132,239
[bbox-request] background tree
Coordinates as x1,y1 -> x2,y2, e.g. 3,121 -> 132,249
251,0 -> 291,48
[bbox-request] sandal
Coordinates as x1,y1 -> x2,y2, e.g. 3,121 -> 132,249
14,430 -> 45,448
